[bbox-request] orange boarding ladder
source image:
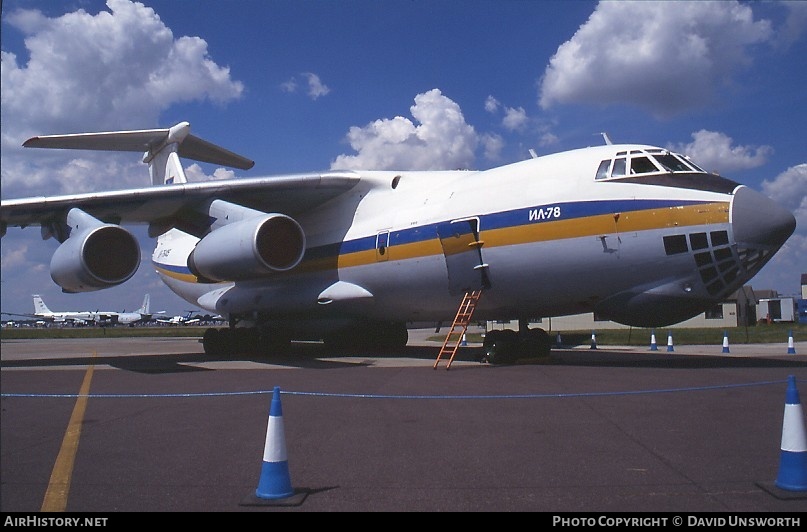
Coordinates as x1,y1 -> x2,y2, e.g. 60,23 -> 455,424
433,290 -> 483,370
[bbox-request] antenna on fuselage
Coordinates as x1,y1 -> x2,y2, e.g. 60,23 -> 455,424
600,132 -> 613,145
528,148 -> 538,159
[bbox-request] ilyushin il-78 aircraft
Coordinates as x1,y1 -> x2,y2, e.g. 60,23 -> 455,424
0,122 -> 796,361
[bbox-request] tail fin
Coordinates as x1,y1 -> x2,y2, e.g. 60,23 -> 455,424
137,294 -> 150,315
33,295 -> 50,314
150,141 -> 187,186
23,121 -> 254,187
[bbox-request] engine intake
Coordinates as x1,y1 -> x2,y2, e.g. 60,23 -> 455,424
50,224 -> 141,292
188,214 -> 305,282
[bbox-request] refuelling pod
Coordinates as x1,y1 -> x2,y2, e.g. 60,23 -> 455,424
187,213 -> 305,282
50,218 -> 141,293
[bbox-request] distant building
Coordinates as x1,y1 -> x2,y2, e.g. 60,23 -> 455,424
800,274 -> 807,324
758,297 -> 797,323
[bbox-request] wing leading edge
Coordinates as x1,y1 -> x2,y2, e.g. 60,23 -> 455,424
1,121 -> 361,235
0,172 -> 361,231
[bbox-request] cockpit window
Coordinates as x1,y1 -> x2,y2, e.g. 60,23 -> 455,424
612,157 -> 626,177
655,153 -> 695,172
595,148 -> 709,181
683,157 -> 705,172
630,156 -> 658,174
595,160 -> 610,180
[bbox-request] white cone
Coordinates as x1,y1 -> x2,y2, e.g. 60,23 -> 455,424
775,376 -> 807,491
255,386 -> 294,499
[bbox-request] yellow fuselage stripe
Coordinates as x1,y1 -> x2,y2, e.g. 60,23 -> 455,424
155,202 -> 729,283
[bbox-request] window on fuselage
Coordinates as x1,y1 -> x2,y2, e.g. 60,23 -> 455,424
663,235 -> 688,255
595,149 -> 709,181
654,153 -> 696,172
596,160 -> 610,180
629,156 -> 659,175
611,158 -> 626,177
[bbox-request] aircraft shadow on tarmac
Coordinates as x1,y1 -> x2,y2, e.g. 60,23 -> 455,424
0,342 -> 805,374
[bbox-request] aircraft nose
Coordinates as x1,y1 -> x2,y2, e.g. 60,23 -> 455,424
731,185 -> 796,250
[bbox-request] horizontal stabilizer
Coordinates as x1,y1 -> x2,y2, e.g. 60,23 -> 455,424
23,122 -> 254,170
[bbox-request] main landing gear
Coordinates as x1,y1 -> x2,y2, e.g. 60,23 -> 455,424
202,326 -> 290,356
481,326 -> 551,364
201,320 -> 409,356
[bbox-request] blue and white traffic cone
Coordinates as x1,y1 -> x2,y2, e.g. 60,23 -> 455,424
666,332 -> 674,352
590,331 -> 597,350
256,386 -> 294,499
649,330 -> 658,351
556,332 -> 562,347
461,333 -> 467,347
775,376 -> 807,491
788,331 -> 796,354
722,331 -> 730,354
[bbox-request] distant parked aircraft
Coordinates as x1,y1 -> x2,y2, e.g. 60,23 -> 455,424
2,294 -> 158,326
156,309 -> 201,326
109,294 -> 160,325
30,294 -> 95,324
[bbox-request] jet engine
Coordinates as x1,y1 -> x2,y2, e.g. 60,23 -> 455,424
50,211 -> 141,293
187,213 -> 305,282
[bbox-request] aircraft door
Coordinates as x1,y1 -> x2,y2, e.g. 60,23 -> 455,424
376,230 -> 390,261
437,217 -> 491,295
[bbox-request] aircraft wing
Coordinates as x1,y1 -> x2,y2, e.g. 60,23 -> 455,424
23,126 -> 256,170
1,311 -> 41,320
0,172 -> 360,234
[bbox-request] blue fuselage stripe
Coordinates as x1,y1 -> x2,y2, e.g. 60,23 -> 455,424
154,198 -> 709,278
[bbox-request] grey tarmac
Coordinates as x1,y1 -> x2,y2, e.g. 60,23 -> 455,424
2,332 -> 806,513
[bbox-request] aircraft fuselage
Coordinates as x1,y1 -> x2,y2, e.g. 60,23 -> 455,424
152,144 -> 795,335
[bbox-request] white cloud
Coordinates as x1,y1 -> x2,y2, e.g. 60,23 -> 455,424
761,163 -> 807,219
185,163 -> 235,182
502,106 -> 528,132
749,164 -> 806,293
302,72 -> 330,100
280,78 -> 297,93
280,72 -> 330,100
538,132 -> 559,147
0,241 -> 28,270
666,130 -> 772,174
539,1 -> 773,117
778,1 -> 807,48
758,164 -> 806,295
1,0 -> 244,196
485,95 -> 529,132
481,133 -> 504,161
330,89 -> 478,170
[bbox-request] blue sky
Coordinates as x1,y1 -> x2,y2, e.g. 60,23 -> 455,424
1,0 -> 805,317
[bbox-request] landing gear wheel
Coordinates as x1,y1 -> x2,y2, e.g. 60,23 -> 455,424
324,321 -> 408,353
520,328 -> 551,358
482,330 -> 518,364
203,328 -> 223,356
256,328 -> 291,356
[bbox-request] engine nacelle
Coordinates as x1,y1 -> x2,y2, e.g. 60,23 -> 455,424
50,224 -> 141,293
187,214 -> 305,282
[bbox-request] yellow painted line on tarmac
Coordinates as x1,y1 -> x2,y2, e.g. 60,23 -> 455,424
40,352 -> 96,512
